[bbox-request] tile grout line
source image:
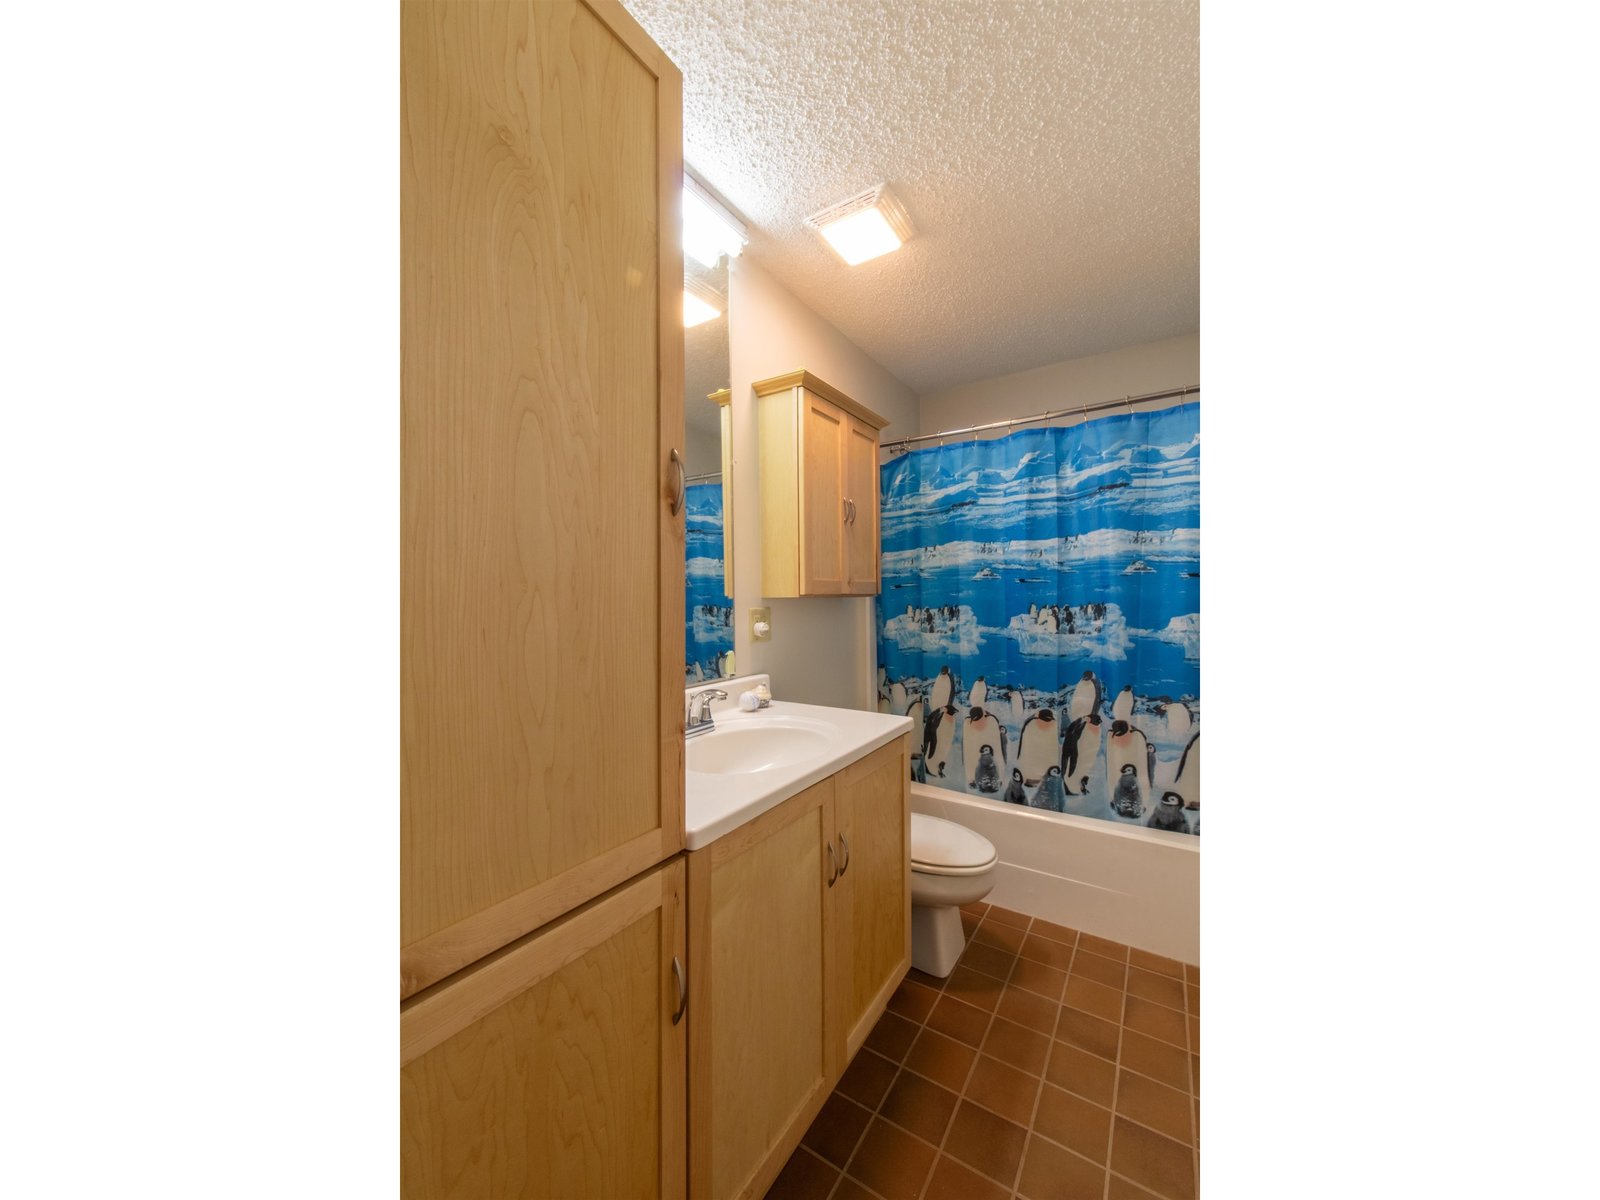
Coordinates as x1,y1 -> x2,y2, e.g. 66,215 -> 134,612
1009,933 -> 1075,1200
917,908 -> 1016,1200
835,907 -> 995,1200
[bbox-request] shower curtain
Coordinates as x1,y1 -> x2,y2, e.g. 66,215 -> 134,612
876,402 -> 1199,835
685,480 -> 734,681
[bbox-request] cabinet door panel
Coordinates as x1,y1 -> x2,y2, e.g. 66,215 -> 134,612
799,392 -> 846,595
400,0 -> 685,996
690,780 -> 835,1200
843,416 -> 880,595
401,860 -> 686,1200
835,737 -> 911,1060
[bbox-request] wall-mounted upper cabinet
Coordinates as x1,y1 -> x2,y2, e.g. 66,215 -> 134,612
755,371 -> 887,598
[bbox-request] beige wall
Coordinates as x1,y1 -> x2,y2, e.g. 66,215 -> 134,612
917,332 -> 1199,439
726,257 -> 918,709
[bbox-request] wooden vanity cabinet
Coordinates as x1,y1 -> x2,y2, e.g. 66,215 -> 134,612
688,736 -> 910,1200
755,371 -> 888,597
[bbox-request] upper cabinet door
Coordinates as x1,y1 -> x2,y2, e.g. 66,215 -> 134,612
798,391 -> 847,595
400,0 -> 685,999
843,416 -> 881,595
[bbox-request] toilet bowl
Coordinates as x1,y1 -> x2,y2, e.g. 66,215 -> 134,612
909,813 -> 999,977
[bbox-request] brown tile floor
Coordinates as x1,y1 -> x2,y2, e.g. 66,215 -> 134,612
764,902 -> 1199,1200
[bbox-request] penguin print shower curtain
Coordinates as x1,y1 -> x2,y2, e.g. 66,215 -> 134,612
876,402 -> 1199,835
685,481 -> 734,681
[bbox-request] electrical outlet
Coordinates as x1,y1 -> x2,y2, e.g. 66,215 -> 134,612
750,607 -> 772,642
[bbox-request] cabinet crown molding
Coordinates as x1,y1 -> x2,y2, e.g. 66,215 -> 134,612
751,371 -> 890,430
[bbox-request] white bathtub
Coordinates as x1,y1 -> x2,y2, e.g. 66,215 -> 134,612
911,783 -> 1198,964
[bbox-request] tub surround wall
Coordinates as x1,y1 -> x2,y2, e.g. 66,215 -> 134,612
727,257 -> 918,709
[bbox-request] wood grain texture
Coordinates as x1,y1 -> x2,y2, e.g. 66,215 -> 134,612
756,375 -> 883,598
843,415 -> 881,596
757,385 -> 802,597
400,0 -> 684,992
689,779 -> 835,1200
400,858 -> 686,1200
836,736 -> 911,1061
799,393 -> 846,596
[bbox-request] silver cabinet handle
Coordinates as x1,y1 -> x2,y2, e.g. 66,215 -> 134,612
669,448 -> 686,516
838,833 -> 850,877
826,840 -> 837,887
849,498 -> 856,524
670,955 -> 686,1025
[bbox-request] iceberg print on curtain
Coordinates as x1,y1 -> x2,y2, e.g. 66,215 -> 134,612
685,481 -> 735,681
876,402 -> 1199,835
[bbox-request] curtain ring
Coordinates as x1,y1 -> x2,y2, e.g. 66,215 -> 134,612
1124,394 -> 1134,413
1080,404 -> 1090,426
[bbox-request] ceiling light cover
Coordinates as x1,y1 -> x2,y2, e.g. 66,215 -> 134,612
682,172 -> 748,269
806,184 -> 916,266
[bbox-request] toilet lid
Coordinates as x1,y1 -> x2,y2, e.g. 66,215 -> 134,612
910,813 -> 998,873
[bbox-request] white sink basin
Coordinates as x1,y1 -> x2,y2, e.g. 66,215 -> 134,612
686,718 -> 833,776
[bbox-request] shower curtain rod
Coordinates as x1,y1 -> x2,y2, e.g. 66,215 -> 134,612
883,384 -> 1199,453
684,469 -> 722,484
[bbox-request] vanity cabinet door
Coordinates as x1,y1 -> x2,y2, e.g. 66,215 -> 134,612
400,0 -> 686,999
832,735 -> 911,1061
842,414 -> 881,595
798,390 -> 848,595
401,859 -> 687,1200
688,777 -> 837,1200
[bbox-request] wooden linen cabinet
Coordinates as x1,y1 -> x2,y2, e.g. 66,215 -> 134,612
400,0 -> 688,1194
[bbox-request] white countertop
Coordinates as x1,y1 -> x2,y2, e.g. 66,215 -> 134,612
684,698 -> 914,850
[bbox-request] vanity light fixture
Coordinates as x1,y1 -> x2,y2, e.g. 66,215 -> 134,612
805,184 -> 916,266
683,277 -> 724,328
682,170 -> 748,269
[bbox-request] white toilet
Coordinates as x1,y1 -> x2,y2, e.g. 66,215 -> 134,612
909,812 -> 1000,977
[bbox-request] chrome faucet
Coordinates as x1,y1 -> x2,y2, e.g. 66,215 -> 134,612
685,688 -> 729,738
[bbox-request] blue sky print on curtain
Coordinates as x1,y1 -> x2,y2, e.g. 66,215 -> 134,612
685,481 -> 734,681
876,402 -> 1199,835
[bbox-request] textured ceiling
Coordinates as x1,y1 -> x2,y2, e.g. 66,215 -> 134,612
624,0 -> 1198,395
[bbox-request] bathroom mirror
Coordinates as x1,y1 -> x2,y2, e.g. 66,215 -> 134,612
683,255 -> 734,682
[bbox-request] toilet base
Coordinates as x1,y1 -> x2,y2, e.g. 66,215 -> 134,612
910,904 -> 968,978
